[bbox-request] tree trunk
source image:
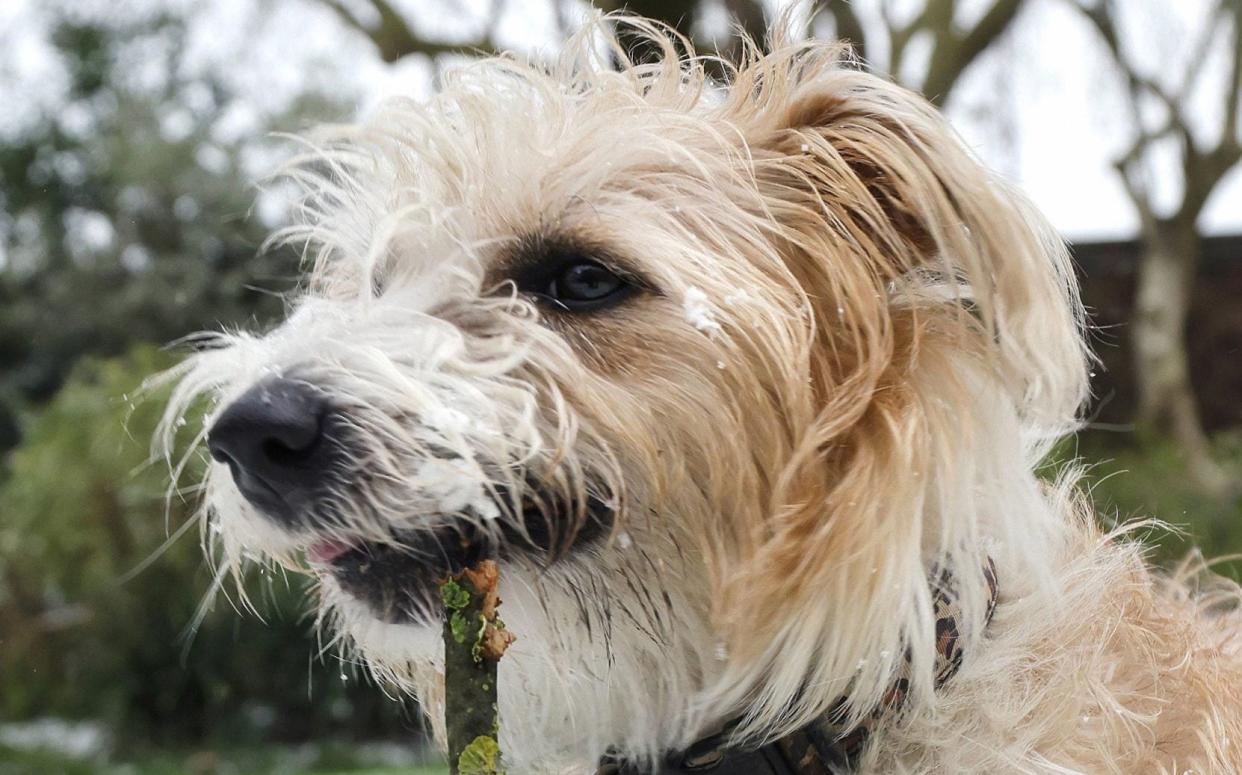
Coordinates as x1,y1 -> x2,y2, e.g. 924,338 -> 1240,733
1131,219 -> 1232,496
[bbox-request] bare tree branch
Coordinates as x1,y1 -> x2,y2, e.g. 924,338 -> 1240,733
934,0 -> 1023,97
553,0 -> 576,38
1220,2 -> 1242,155
884,2 -> 920,80
1072,0 -> 1241,220
868,0 -> 1024,106
1088,1 -> 1169,214
819,2 -> 868,63
322,0 -> 500,62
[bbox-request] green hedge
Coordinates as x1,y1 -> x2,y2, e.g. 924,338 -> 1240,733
1058,430 -> 1242,579
0,347 -> 415,749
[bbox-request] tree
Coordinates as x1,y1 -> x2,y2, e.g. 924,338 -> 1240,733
0,9 -> 339,454
316,1 -> 1027,107
1069,0 -> 1241,496
819,0 -> 1025,107
323,0 -> 504,61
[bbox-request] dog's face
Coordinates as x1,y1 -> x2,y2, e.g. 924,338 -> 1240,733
160,22 -> 1088,769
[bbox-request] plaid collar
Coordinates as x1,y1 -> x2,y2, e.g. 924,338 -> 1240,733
598,559 -> 999,775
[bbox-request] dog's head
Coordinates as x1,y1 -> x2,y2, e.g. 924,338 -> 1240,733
158,18 -> 1088,769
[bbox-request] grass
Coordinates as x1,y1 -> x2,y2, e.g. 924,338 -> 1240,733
1050,429 -> 1242,578
0,744 -> 448,775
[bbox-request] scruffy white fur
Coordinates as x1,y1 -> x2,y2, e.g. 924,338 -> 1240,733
157,17 -> 1242,774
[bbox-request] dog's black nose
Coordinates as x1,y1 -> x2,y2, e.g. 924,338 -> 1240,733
207,378 -> 334,522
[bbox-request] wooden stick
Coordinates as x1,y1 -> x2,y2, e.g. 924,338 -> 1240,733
440,559 -> 515,775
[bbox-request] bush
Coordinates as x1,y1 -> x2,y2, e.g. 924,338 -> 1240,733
0,347 -> 416,750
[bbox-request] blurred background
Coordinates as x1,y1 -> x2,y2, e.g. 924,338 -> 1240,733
0,0 -> 1239,773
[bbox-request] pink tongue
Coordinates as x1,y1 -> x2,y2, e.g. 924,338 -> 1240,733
307,539 -> 353,565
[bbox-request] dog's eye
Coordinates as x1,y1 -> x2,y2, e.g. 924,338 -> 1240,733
535,260 -> 634,312
551,262 -> 622,302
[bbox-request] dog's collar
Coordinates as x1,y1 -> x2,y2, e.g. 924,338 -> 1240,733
597,559 -> 999,775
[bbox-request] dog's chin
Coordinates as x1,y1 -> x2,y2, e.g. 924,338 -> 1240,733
302,494 -> 617,624
320,585 -> 444,669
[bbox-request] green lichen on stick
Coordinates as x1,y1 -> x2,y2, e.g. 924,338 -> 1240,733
457,735 -> 502,775
440,560 -> 514,775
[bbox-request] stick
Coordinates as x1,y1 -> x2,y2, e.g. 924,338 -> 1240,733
440,559 -> 515,775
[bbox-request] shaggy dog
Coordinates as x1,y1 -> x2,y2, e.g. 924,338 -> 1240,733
159,18 -> 1242,774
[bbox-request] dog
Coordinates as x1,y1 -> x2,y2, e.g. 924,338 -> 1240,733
157,17 -> 1242,774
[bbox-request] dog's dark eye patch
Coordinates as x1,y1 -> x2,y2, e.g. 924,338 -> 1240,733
499,234 -> 652,313
520,254 -> 635,312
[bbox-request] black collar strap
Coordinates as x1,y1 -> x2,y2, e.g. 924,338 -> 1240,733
598,559 -> 999,775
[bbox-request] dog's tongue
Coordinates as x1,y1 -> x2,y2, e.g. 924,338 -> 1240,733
307,539 -> 353,565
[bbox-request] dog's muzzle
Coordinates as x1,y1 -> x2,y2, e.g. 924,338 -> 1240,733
206,376 -> 615,622
205,377 -> 483,621
207,377 -> 339,526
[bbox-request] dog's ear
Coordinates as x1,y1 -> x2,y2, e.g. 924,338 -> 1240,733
733,50 -> 1089,432
708,50 -> 1090,740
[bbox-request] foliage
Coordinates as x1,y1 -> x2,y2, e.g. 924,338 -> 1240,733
0,348 -> 414,747
1052,429 -> 1242,578
0,8 -> 337,452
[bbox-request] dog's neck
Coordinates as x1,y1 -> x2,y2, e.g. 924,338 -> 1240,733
600,560 -> 1000,775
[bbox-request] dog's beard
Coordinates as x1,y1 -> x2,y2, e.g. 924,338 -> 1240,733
200,431 -> 714,770
203,434 -> 621,627
296,476 -> 618,624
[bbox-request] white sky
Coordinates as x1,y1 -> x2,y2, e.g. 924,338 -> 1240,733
1,0 -> 1239,242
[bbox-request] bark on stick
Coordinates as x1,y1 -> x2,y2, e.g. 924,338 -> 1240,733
440,560 -> 515,775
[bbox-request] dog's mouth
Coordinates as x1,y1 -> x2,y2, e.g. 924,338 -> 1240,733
306,524 -> 487,623
305,491 -> 615,624
306,539 -> 356,565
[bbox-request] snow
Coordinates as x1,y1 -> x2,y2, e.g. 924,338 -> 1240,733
422,405 -> 474,435
683,287 -> 722,334
158,107 -> 196,142
173,195 -> 201,221
409,458 -> 500,520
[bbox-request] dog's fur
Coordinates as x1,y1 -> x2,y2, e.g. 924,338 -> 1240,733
157,18 -> 1242,774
